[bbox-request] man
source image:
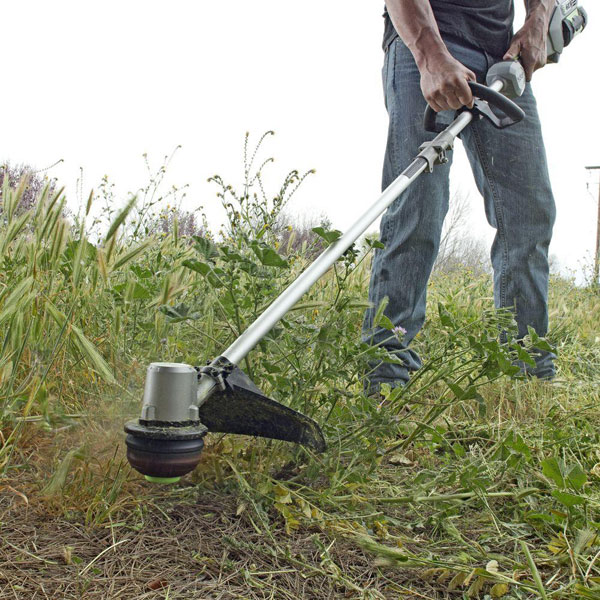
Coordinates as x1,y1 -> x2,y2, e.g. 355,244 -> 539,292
363,0 -> 557,393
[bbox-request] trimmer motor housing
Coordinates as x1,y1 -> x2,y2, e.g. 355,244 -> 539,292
547,0 -> 587,63
125,363 -> 208,483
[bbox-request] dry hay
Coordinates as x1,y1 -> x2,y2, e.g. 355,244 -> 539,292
0,489 -> 404,600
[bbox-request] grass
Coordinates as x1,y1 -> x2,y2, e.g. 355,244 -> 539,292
1,136 -> 600,599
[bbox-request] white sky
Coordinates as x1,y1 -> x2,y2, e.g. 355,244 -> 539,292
3,1 -> 599,280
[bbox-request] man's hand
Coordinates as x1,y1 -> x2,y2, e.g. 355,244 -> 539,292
383,0 -> 476,113
420,52 -> 476,113
503,14 -> 549,81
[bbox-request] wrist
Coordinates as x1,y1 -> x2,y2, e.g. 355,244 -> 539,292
407,27 -> 451,71
414,45 -> 454,75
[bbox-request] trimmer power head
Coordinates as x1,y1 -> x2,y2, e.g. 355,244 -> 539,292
125,361 -> 326,481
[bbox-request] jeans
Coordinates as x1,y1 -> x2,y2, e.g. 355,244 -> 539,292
363,35 -> 556,390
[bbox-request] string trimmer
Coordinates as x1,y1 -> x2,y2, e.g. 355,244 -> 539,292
125,0 -> 587,483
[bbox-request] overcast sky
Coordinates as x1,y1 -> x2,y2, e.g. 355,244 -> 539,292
3,1 -> 599,280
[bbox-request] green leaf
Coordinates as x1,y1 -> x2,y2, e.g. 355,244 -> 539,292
566,464 -> 587,491
130,282 -> 151,300
193,235 -> 219,259
373,297 -> 389,329
365,237 -> 385,250
220,246 -> 246,263
534,338 -> 555,352
112,239 -> 152,271
447,382 -> 464,399
505,432 -> 532,460
251,242 -> 289,268
542,457 -> 565,488
311,226 -> 342,244
437,304 -> 455,328
378,315 -> 395,331
46,303 -> 115,383
515,343 -> 536,367
552,490 -> 586,507
182,259 -> 225,287
452,442 -> 466,458
159,303 -> 201,323
497,353 -> 516,375
104,195 -> 137,242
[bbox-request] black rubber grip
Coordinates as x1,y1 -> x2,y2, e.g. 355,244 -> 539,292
424,81 -> 526,133
468,82 -> 525,123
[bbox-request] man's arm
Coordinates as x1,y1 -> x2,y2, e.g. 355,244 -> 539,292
385,0 -> 475,113
504,0 -> 554,81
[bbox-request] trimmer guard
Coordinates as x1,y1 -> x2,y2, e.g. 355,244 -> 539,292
199,367 -> 326,453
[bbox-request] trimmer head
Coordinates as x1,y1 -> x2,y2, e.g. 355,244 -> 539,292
125,361 -> 326,482
124,419 -> 208,482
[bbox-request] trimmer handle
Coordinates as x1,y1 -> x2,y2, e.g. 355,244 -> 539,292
423,81 -> 526,134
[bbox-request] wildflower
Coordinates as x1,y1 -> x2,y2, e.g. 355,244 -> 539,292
392,325 -> 407,340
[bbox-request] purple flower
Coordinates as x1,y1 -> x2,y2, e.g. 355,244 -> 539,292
392,325 -> 407,339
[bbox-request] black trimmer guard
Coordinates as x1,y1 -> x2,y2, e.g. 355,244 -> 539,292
199,367 -> 326,453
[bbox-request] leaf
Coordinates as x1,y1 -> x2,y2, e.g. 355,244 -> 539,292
251,242 -> 288,268
497,353 -> 517,375
542,457 -> 565,488
438,303 -> 455,328
146,579 -> 169,591
534,338 -> 555,352
566,464 -> 587,491
373,297 -> 389,328
273,484 -> 292,504
515,343 -> 536,367
466,575 -> 485,597
193,235 -> 219,259
505,431 -> 532,460
312,226 -> 342,244
104,195 -> 137,242
159,303 -> 201,323
111,239 -> 152,271
378,315 -> 395,330
365,237 -> 385,249
447,382 -> 465,399
552,490 -> 586,507
388,452 -> 413,466
447,570 -> 467,591
46,303 -> 115,383
574,584 -> 600,599
574,529 -> 597,554
41,446 -> 85,496
452,443 -> 466,458
490,583 -> 510,598
182,259 -> 225,287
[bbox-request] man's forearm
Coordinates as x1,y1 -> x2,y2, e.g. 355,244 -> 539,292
504,0 -> 553,78
384,0 -> 451,70
385,0 -> 476,112
524,0 -> 554,26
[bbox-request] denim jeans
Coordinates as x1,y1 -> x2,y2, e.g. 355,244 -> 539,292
363,35 -> 556,390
